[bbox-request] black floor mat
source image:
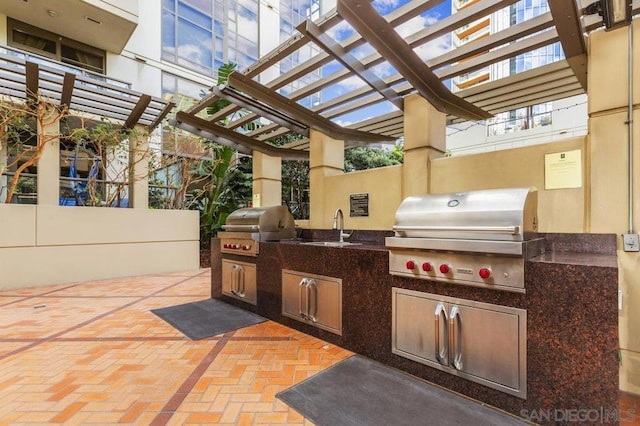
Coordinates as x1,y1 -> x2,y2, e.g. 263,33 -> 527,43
151,298 -> 266,340
277,355 -> 528,426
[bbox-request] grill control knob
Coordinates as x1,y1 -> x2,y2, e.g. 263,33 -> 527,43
439,264 -> 451,274
242,245 -> 251,251
223,243 -> 229,248
479,268 -> 492,279
421,262 -> 432,272
233,244 -> 239,249
406,260 -> 416,270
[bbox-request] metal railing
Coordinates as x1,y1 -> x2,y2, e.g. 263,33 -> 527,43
486,110 -> 552,137
149,183 -> 180,209
0,171 -> 37,204
59,176 -> 128,207
0,45 -> 131,89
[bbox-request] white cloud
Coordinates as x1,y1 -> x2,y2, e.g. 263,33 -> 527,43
325,20 -> 354,42
335,75 -> 367,91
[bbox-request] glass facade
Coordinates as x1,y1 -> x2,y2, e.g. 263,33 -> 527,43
487,0 -> 563,135
162,0 -> 259,78
278,0 -> 321,108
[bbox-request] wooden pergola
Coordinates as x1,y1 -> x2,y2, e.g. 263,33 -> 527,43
173,0 -> 639,158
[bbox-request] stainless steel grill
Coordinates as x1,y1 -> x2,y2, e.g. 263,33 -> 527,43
219,206 -> 296,256
386,187 -> 544,292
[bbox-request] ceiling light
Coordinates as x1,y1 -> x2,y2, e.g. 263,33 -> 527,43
584,0 -> 632,30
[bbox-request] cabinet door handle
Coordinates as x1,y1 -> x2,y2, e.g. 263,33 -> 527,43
449,305 -> 463,370
231,265 -> 238,295
236,266 -> 245,298
307,279 -> 318,323
434,303 -> 448,366
298,278 -> 308,319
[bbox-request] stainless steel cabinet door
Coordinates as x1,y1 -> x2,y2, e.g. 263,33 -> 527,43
392,290 -> 443,365
452,303 -> 521,390
282,270 -> 342,335
282,270 -> 307,321
222,259 -> 257,305
392,288 -> 526,399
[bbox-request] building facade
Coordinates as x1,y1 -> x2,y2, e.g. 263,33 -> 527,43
447,0 -> 588,154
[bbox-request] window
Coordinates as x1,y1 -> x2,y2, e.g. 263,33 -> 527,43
7,19 -> 106,74
162,0 -> 259,77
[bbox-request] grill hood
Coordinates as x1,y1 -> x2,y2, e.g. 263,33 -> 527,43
222,206 -> 296,241
392,187 -> 538,242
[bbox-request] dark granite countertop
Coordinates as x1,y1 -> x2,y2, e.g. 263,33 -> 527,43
530,251 -> 618,268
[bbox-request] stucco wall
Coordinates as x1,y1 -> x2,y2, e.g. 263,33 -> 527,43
431,137 -> 587,233
588,24 -> 640,395
317,137 -> 586,233
0,205 -> 199,290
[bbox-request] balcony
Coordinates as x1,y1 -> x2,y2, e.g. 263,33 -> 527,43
0,0 -> 138,54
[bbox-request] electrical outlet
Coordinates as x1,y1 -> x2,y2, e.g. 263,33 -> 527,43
623,233 -> 640,252
619,290 -> 623,311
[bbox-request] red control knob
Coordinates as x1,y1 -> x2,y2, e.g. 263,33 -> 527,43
223,243 -> 228,248
479,268 -> 492,279
422,262 -> 432,272
439,264 -> 451,274
406,260 -> 416,270
242,245 -> 251,251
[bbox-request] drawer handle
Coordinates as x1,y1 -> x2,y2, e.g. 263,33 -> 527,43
449,305 -> 462,370
307,279 -> 318,323
299,278 -> 308,319
434,303 -> 448,366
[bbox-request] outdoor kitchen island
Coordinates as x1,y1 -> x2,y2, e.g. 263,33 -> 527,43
211,231 -> 619,423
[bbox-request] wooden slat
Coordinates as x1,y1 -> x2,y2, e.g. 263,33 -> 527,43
228,72 -> 394,143
148,101 -> 175,131
123,95 -> 152,129
60,73 -> 76,111
174,112 -> 310,160
548,0 -> 587,90
25,61 -> 38,102
436,29 -> 559,80
299,20 -> 404,111
473,76 -> 579,109
338,0 -> 492,121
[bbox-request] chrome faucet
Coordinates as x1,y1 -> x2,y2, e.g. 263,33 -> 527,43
332,208 -> 352,243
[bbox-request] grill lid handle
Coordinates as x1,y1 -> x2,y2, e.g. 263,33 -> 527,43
392,225 -> 520,235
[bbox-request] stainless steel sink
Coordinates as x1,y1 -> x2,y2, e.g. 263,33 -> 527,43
301,241 -> 362,247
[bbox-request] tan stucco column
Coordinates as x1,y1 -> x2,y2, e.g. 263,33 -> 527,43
588,24 -> 640,395
128,126 -> 149,209
309,130 -> 344,228
36,112 -> 60,205
252,151 -> 281,207
402,94 -> 446,198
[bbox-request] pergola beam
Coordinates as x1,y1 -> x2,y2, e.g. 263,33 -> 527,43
123,94 -> 151,129
337,0 -> 492,121
297,20 -> 404,111
227,72 -> 395,143
173,112 -> 309,160
547,0 -> 587,90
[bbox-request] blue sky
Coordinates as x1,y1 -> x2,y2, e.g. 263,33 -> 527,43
318,0 -> 453,126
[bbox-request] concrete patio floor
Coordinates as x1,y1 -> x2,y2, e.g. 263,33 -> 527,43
0,269 -> 637,425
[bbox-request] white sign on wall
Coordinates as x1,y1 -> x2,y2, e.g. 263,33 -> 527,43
544,149 -> 582,190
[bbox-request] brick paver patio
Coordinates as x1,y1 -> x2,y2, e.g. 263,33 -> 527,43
0,270 -> 351,425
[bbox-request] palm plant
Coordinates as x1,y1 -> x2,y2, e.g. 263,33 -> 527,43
191,143 -> 251,247
190,62 -> 254,247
